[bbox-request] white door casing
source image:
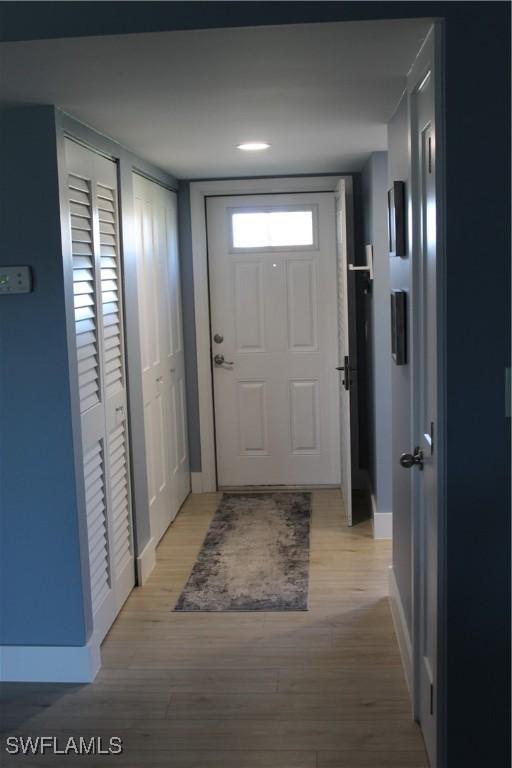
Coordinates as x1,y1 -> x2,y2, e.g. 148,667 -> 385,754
207,192 -> 340,487
65,139 -> 135,644
335,180 -> 353,525
133,174 -> 189,543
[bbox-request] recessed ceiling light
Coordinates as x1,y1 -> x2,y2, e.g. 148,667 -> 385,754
237,142 -> 271,151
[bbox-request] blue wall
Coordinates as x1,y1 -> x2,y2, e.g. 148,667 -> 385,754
0,107 -> 90,646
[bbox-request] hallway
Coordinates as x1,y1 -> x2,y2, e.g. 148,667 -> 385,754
1,490 -> 428,766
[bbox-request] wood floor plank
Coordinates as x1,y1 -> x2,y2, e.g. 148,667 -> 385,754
2,751 -> 317,768
317,751 -> 429,767
1,490 -> 428,767
166,691 -> 412,720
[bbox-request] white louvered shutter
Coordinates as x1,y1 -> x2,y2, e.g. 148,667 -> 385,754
65,139 -> 134,643
108,423 -> 132,578
97,183 -> 124,398
95,171 -> 134,605
83,440 -> 110,614
69,175 -> 100,413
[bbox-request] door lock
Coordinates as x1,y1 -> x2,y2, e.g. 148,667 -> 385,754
213,333 -> 224,344
399,446 -> 424,470
336,355 -> 352,391
214,354 -> 234,367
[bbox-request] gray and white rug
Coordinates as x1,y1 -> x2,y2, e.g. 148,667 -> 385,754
174,492 -> 311,611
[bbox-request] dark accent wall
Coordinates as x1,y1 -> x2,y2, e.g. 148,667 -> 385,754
177,182 -> 202,473
0,107 -> 89,645
352,174 -> 370,478
442,7 -> 510,766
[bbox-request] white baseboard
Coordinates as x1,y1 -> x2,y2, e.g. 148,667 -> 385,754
0,637 -> 101,683
136,536 -> 156,585
388,565 -> 413,696
371,494 -> 392,539
191,472 -> 203,494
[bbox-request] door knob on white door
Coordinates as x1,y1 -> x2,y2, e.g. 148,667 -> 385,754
214,354 -> 234,366
400,446 -> 424,470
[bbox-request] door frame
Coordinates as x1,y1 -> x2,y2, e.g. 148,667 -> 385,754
190,175 -> 350,492
407,24 -> 446,763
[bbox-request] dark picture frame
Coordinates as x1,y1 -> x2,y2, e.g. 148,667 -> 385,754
388,181 -> 406,257
390,290 -> 407,365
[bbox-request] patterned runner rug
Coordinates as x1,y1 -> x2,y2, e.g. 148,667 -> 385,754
174,492 -> 311,611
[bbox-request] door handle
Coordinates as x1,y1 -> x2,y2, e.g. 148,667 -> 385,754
214,354 -> 234,367
336,355 -> 351,391
399,446 -> 424,470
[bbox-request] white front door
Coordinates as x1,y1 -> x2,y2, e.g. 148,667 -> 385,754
133,175 -> 190,543
207,192 -> 340,487
335,180 -> 353,525
409,43 -> 439,766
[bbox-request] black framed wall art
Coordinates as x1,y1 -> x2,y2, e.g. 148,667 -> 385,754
388,181 -> 406,257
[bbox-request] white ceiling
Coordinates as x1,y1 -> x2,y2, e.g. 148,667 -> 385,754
0,19 -> 431,178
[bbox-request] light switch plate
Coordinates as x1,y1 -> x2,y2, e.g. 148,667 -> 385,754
0,266 -> 32,294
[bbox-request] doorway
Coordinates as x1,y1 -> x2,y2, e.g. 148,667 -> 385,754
191,177 -> 355,494
206,192 -> 340,488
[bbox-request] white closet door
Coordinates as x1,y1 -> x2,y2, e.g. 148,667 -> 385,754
65,139 -> 135,643
133,175 -> 189,544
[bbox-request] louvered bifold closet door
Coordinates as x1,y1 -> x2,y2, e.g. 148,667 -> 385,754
65,139 -> 134,644
95,163 -> 135,612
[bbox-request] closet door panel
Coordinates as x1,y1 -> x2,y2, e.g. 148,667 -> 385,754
65,139 -> 134,640
66,140 -> 116,638
133,175 -> 190,542
94,155 -> 134,613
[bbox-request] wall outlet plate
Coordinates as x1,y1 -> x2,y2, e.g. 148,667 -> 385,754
0,266 -> 32,294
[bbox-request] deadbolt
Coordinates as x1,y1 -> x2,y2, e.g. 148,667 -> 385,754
399,446 -> 424,470
213,333 -> 224,344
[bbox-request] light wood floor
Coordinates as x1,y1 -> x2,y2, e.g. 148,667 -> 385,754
1,490 -> 428,767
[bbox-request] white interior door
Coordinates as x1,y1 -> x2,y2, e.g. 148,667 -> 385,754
408,54 -> 438,766
416,69 -> 438,766
133,175 -> 189,543
66,139 -> 135,643
207,192 -> 340,488
335,180 -> 353,526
